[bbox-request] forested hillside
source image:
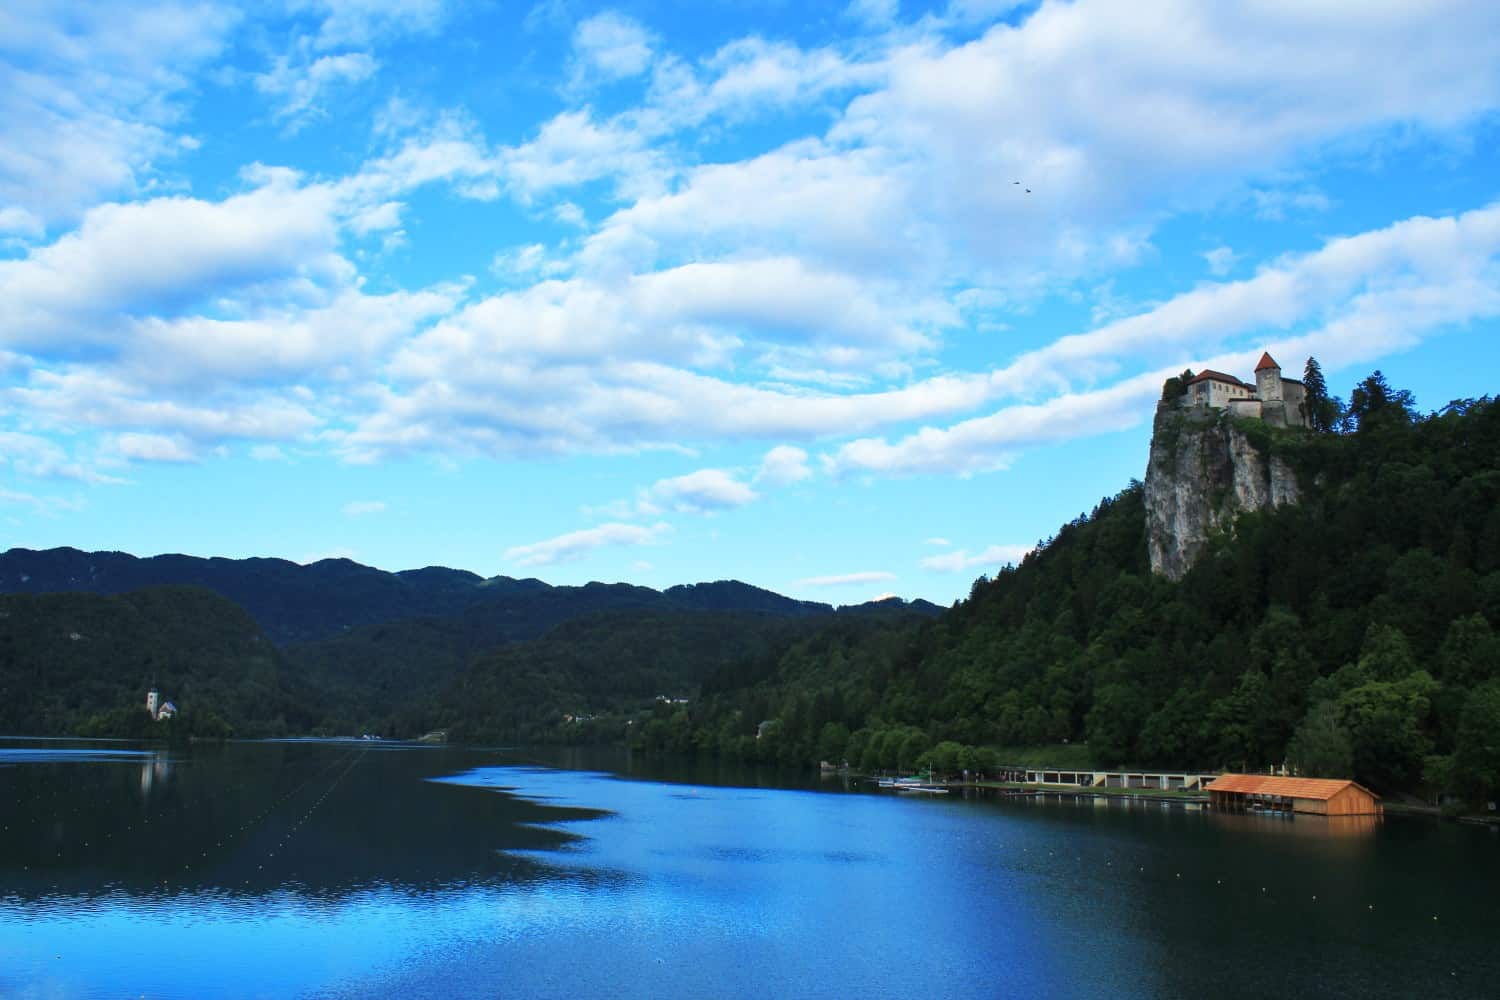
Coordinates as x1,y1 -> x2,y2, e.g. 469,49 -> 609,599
0,579 -> 936,743
0,586 -> 316,738
0,548 -> 907,645
659,375 -> 1500,805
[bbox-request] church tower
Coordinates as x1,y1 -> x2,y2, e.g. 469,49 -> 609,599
1255,352 -> 1284,403
146,686 -> 159,719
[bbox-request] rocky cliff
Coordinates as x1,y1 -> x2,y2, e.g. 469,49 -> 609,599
1144,403 -> 1301,580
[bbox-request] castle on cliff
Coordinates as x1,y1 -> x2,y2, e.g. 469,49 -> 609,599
1174,352 -> 1311,429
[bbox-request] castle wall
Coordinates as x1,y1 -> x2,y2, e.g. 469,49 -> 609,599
1281,380 -> 1309,427
1227,398 -> 1262,419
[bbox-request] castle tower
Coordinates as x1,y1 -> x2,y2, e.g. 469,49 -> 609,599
146,686 -> 159,718
1255,352 -> 1284,403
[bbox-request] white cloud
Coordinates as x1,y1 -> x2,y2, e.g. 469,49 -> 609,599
640,469 -> 757,515
794,571 -> 897,587
255,51 -> 379,132
0,1 -> 239,232
250,444 -> 288,461
349,200 -> 404,235
0,486 -> 85,515
293,0 -> 451,48
0,206 -> 43,239
11,368 -> 321,444
846,0 -> 898,27
1203,246 -> 1237,277
756,445 -> 812,486
0,431 -> 123,484
921,543 -> 1031,573
504,521 -> 671,567
0,174 -> 343,352
110,432 -> 197,464
924,537 -> 951,547
572,11 -> 654,85
342,499 -> 387,516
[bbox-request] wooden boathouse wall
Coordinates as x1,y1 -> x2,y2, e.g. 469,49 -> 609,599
1204,775 -> 1382,817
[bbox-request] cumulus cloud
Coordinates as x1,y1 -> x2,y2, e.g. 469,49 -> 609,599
110,432 -> 197,463
0,1 -> 240,231
921,543 -> 1032,573
0,174 -> 343,352
504,521 -> 671,567
8,0 -> 1500,497
639,469 -> 757,515
572,11 -> 654,85
256,51 -> 379,132
0,431 -> 122,484
756,445 -> 812,486
342,499 -> 387,516
795,571 -> 896,587
1203,246 -> 1237,277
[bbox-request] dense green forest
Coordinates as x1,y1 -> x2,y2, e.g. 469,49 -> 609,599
640,373 -> 1500,807
0,586 -> 317,739
0,579 -> 932,745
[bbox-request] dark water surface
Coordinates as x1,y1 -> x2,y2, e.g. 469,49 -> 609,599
1,739 -> 1496,999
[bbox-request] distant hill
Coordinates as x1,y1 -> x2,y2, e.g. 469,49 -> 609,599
0,548 -> 938,646
0,586 -> 316,737
0,548 -> 942,741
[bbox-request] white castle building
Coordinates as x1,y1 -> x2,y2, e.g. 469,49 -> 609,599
1178,352 -> 1310,429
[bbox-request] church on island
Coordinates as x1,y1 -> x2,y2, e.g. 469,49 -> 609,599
145,686 -> 177,722
1175,351 -> 1311,429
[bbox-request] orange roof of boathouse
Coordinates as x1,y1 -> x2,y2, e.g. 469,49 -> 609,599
1205,774 -> 1383,816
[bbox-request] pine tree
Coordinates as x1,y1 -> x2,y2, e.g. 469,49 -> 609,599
1303,356 -> 1331,432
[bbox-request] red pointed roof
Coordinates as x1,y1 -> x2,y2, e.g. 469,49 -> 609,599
1254,352 -> 1280,372
1184,369 -> 1253,389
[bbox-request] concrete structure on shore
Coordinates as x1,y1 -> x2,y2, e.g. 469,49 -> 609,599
1006,768 -> 1221,791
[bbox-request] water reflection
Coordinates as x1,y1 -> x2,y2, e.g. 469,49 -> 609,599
1210,809 -> 1381,838
138,752 -> 170,797
1,741 -> 1497,1000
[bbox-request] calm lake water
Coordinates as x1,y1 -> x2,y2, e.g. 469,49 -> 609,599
1,739 -> 1496,999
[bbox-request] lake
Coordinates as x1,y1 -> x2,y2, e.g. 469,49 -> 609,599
1,739 -> 1496,999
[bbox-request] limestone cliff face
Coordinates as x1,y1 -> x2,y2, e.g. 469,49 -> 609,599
1145,403 -> 1301,580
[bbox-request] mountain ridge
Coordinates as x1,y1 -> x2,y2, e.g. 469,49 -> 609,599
0,546 -> 941,645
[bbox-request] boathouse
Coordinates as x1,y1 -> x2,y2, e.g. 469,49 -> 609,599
1205,775 -> 1382,816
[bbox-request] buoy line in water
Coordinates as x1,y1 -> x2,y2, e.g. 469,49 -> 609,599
246,746 -> 368,886
8,746 -> 350,846
11,745 -> 364,890
155,747 -> 369,891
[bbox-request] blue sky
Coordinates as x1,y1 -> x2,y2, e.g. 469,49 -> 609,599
3,0 -> 1500,605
